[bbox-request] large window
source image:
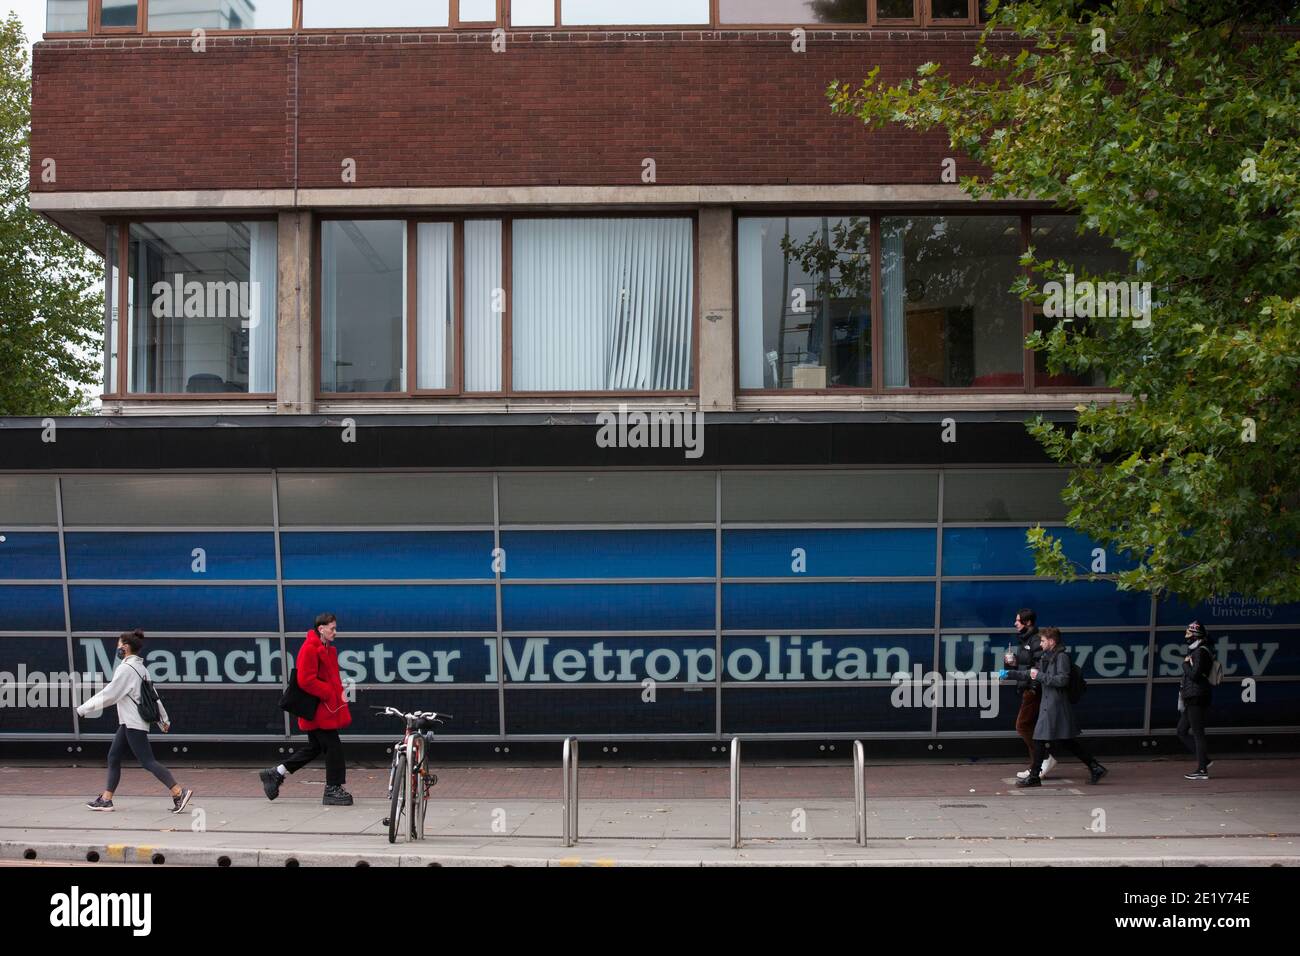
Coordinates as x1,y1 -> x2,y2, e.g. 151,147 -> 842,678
880,215 -> 1023,389
720,0 -> 867,23
302,0 -> 449,28
560,0 -> 709,24
738,216 -> 871,390
108,221 -> 277,396
47,0 -> 89,31
148,0 -> 294,31
511,218 -> 694,392
1029,215 -> 1132,389
320,220 -> 406,394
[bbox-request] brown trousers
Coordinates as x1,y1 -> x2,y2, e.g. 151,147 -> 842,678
1015,689 -> 1041,764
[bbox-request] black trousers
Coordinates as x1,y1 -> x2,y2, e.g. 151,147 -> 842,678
283,729 -> 346,787
1030,737 -> 1096,778
106,725 -> 177,793
1176,701 -> 1211,772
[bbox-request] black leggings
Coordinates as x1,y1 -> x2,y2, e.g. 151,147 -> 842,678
283,729 -> 347,786
106,725 -> 177,793
1031,738 -> 1096,778
1177,701 -> 1211,772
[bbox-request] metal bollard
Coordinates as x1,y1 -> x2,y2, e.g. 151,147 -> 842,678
562,737 -> 579,847
853,739 -> 866,846
729,736 -> 741,849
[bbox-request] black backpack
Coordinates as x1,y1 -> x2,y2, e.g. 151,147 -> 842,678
127,661 -> 164,727
1067,662 -> 1088,704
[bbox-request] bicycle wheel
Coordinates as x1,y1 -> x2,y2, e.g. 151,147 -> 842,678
388,753 -> 406,845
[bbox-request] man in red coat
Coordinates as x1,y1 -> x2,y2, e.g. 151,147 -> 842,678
259,613 -> 354,806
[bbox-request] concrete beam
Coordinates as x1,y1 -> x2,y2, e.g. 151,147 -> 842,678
276,211 -> 314,415
697,208 -> 735,412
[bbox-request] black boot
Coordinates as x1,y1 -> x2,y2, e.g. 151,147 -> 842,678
323,785 -> 353,806
1089,762 -> 1108,785
259,767 -> 283,801
1015,775 -> 1041,788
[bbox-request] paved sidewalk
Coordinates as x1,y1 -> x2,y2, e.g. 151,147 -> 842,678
1,758 -> 1297,866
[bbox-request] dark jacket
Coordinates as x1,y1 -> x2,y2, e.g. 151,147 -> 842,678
295,629 -> 352,732
1010,645 -> 1079,740
1180,642 -> 1214,705
1007,626 -> 1043,693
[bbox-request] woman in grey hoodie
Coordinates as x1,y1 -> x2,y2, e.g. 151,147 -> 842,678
75,630 -> 194,813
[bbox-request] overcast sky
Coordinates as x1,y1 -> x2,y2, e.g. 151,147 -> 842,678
4,0 -> 43,48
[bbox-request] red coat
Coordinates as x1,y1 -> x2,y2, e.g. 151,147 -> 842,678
295,629 -> 352,732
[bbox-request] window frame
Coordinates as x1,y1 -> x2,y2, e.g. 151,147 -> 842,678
313,211 -> 700,401
102,216 -> 281,402
732,208 -> 1121,397
94,0 -> 143,34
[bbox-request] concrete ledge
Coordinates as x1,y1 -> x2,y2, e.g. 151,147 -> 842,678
6,839 -> 1297,868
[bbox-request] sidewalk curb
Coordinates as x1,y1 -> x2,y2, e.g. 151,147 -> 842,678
4,840 -> 1297,868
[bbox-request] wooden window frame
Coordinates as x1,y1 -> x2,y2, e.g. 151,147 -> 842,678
94,0 -> 143,34
102,217 -> 280,401
315,212 -> 700,402
870,0 -> 922,27
732,208 -> 1121,398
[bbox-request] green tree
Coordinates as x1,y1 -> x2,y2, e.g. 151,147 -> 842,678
0,13 -> 102,416
828,0 -> 1300,603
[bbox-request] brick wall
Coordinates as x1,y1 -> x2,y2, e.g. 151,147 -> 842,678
31,31 -> 1005,192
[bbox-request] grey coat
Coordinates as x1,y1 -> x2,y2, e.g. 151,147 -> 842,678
1010,646 -> 1079,741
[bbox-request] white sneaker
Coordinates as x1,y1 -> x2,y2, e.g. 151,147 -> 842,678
1040,755 -> 1058,778
1016,770 -> 1031,780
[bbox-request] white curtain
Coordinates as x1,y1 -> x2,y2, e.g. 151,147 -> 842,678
417,222 -> 453,390
881,220 -> 909,388
463,220 -> 502,392
512,218 -> 693,391
247,221 -> 278,394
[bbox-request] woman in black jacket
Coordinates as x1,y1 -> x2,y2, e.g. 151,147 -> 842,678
1177,622 -> 1215,780
1010,627 -> 1108,787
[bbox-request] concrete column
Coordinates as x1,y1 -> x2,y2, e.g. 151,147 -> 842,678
276,210 -> 314,414
697,207 -> 735,412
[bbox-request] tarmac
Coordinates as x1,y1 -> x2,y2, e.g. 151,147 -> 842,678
0,756 -> 1297,867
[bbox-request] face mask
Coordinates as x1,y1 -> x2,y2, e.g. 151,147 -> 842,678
116,647 -> 125,659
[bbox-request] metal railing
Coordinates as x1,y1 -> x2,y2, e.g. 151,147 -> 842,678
561,736 -> 579,847
730,737 -> 866,848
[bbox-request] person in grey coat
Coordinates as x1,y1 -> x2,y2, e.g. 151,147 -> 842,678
1005,627 -> 1108,787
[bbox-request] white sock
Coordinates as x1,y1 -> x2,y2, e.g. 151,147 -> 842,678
276,764 -> 288,777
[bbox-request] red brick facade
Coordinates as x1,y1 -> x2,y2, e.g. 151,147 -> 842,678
30,31 -> 1005,192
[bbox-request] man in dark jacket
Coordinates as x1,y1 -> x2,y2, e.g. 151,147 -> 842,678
1003,609 -> 1055,780
1009,627 -> 1108,788
258,613 -> 355,806
1177,621 -> 1215,780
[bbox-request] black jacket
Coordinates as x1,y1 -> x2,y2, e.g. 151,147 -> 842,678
1180,642 -> 1214,704
1006,626 -> 1043,693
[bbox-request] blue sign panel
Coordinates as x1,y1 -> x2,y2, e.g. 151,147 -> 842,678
280,531 -> 495,580
502,530 -> 715,579
65,532 -> 276,580
723,529 -> 936,578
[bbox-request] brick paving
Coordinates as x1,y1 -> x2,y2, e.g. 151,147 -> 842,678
1,756 -> 1296,801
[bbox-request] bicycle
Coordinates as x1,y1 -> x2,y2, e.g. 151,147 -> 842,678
374,705 -> 450,844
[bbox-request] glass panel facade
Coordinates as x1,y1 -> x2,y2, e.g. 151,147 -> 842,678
463,220 -> 503,391
0,476 -> 57,525
320,220 -> 406,393
103,225 -> 118,392
719,0 -> 868,23
147,0 -> 294,30
126,221 -> 277,394
302,0 -> 449,28
1030,215 -> 1133,387
738,216 -> 872,390
510,0 -> 554,25
100,0 -> 138,27
880,216 -> 1023,388
47,0 -> 90,31
511,218 -> 694,391
416,222 -> 455,390
561,0 -> 709,25
4,467 -> 1298,740
457,0 -> 496,20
